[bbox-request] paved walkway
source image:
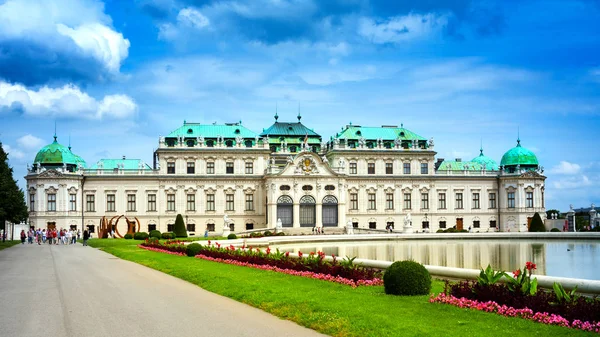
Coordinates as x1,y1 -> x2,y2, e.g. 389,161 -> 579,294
0,243 -> 324,337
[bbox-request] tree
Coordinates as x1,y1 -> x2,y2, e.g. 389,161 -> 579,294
0,142 -> 28,231
528,212 -> 546,232
173,214 -> 188,238
546,209 -> 562,219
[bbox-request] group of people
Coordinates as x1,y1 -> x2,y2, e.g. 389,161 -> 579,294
312,226 -> 325,234
19,228 -> 84,245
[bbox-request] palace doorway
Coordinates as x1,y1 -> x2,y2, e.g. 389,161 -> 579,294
322,195 -> 338,227
47,222 -> 56,231
300,195 -> 316,227
276,195 -> 293,227
456,218 -> 463,231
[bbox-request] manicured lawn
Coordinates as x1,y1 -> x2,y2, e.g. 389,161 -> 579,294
0,240 -> 20,250
89,239 -> 591,336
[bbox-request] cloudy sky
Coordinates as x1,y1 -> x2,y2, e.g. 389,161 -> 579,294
1,0 -> 599,211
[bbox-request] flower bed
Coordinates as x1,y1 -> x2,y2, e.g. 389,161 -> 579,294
140,239 -> 382,287
436,262 -> 600,333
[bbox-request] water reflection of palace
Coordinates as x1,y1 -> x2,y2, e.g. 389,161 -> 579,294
277,240 -> 548,275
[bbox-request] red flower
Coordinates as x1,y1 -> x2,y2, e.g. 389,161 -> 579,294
298,251 -> 303,258
266,247 -> 271,254
513,269 -> 521,277
285,251 -> 290,257
525,262 -> 537,271
208,240 -> 211,245
310,251 -> 315,256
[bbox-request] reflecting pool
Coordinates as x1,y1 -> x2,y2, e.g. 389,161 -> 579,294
272,240 -> 600,280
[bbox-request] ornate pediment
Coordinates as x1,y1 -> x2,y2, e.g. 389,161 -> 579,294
520,171 -> 544,178
38,169 -> 64,178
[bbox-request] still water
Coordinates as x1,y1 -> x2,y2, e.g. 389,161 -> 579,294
272,240 -> 600,280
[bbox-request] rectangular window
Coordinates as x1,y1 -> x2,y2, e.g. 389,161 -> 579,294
106,194 -> 115,212
350,193 -> 358,210
489,193 -> 497,209
87,225 -> 95,233
148,224 -> 156,232
439,221 -> 447,229
526,192 -> 533,208
350,162 -> 357,174
127,194 -> 136,212
69,194 -> 76,211
455,193 -> 463,209
206,162 -> 215,174
403,163 -> 411,174
147,194 -> 156,212
508,192 -> 515,208
369,222 -> 376,229
206,194 -> 215,211
167,224 -> 174,232
187,223 -> 196,232
421,192 -> 429,209
385,193 -> 394,210
422,221 -> 429,229
245,194 -> 254,211
473,193 -> 480,209
473,220 -> 480,228
385,163 -> 393,174
368,163 -> 375,174
167,162 -> 175,174
245,223 -> 254,230
438,193 -> 446,209
167,194 -> 175,211
187,162 -> 195,174
490,220 -> 497,228
187,194 -> 195,211
226,162 -> 234,174
47,193 -> 56,211
245,162 -> 253,174
30,194 -> 35,211
86,195 -> 95,212
206,223 -> 215,231
226,194 -> 234,211
403,193 -> 411,210
421,163 -> 428,174
368,193 -> 376,210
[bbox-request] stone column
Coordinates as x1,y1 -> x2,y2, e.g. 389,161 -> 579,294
293,202 -> 300,228
316,202 -> 323,228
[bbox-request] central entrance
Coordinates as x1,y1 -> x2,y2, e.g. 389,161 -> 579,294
322,195 -> 338,227
47,222 -> 56,231
457,218 -> 464,231
276,195 -> 293,227
299,195 -> 316,227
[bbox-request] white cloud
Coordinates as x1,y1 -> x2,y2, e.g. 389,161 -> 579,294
552,175 -> 592,190
17,135 -> 45,150
358,13 -> 449,44
549,161 -> 581,175
0,0 -> 129,74
177,7 -> 210,29
1,144 -> 25,160
0,81 -> 137,119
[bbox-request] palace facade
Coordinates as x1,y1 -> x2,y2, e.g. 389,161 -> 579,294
25,114 -> 546,236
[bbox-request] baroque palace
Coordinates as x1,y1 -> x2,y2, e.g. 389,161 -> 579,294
25,114 -> 546,236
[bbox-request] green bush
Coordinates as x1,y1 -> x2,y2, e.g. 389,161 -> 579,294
124,233 -> 133,240
161,232 -> 173,239
147,237 -> 159,244
529,212 -> 546,232
436,229 -> 444,233
174,214 -> 188,238
227,233 -> 237,239
276,232 -> 285,236
264,230 -> 272,236
186,243 -> 202,257
383,260 -> 432,296
550,228 -> 561,232
149,230 -> 161,239
170,232 -> 177,239
134,232 -> 149,240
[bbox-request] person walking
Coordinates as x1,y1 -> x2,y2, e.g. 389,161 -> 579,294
20,230 -> 26,244
66,230 -> 72,245
42,229 -> 47,244
83,229 -> 89,246
71,230 -> 77,244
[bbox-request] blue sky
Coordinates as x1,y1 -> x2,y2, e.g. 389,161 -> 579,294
0,0 -> 599,211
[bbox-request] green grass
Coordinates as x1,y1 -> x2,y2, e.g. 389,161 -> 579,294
0,240 -> 20,251
89,240 -> 592,337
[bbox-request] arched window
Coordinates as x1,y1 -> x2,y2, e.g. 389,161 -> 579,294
277,195 -> 293,227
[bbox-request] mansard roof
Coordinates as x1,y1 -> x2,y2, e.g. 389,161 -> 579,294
167,121 -> 258,139
334,124 -> 426,141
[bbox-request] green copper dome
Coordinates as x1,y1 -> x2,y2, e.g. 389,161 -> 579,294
471,148 -> 499,171
500,139 -> 538,167
33,136 -> 87,168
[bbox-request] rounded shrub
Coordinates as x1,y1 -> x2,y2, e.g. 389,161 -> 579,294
186,243 -> 202,257
227,233 -> 237,240
383,260 -> 432,296
124,233 -> 133,240
276,232 -> 285,236
528,212 -> 546,232
149,230 -> 161,239
134,232 -> 149,240
436,229 -> 444,233
161,232 -> 173,239
264,230 -> 272,236
550,228 -> 561,232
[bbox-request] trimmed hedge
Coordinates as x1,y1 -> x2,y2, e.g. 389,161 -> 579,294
149,230 -> 161,239
529,212 -> 546,232
174,214 -> 188,238
124,233 -> 133,240
161,232 -> 173,239
550,228 -> 561,232
383,260 -> 431,296
134,232 -> 149,240
186,243 -> 202,257
227,233 -> 237,240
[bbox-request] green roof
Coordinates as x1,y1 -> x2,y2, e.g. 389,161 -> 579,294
267,136 -> 321,145
471,149 -> 499,171
90,159 -> 152,170
260,119 -> 320,138
167,122 -> 258,138
437,160 -> 484,171
335,125 -> 426,141
500,140 -> 539,167
34,137 -> 87,167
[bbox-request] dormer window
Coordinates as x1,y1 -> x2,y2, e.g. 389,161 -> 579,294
400,132 -> 405,137
187,128 -> 193,134
288,126 -> 293,131
356,130 -> 361,136
235,129 -> 240,134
